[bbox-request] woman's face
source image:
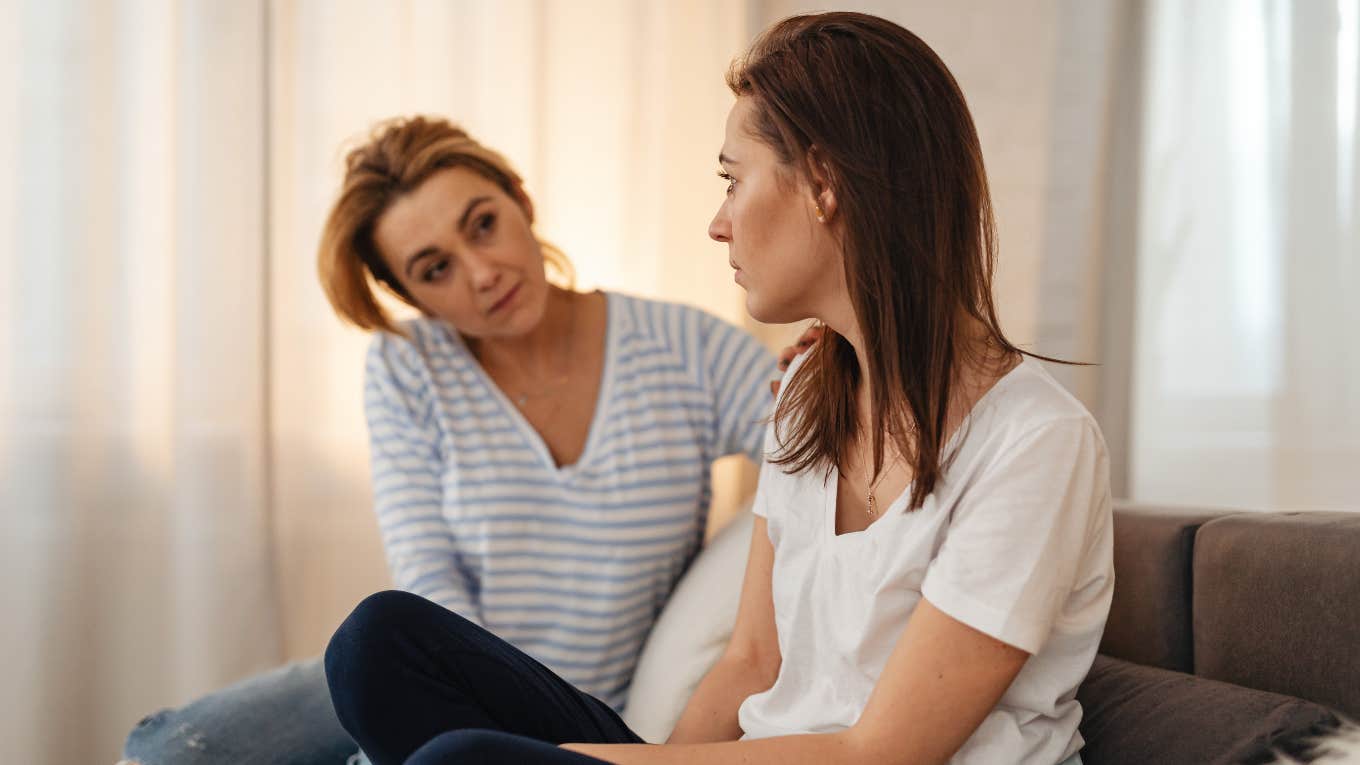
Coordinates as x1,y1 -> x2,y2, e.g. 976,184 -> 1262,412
373,166 -> 550,340
709,97 -> 844,325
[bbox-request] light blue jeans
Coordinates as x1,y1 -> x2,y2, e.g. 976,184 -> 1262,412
122,658 -> 367,765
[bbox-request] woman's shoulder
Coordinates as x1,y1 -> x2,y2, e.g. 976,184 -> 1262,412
966,356 -> 1104,451
365,317 -> 463,376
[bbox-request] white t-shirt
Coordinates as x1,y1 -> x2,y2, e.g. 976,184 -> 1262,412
737,353 -> 1114,765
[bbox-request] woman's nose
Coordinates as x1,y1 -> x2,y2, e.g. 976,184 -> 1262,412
463,252 -> 502,292
708,206 -> 731,243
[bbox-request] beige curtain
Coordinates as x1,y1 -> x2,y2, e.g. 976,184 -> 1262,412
0,2 -> 279,764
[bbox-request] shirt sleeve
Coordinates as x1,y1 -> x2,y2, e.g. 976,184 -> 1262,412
748,437 -> 780,519
700,312 -> 779,464
365,330 -> 482,625
747,350 -> 808,520
920,417 -> 1110,655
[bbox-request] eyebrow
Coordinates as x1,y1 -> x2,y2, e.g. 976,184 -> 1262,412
403,195 -> 493,278
718,153 -> 740,166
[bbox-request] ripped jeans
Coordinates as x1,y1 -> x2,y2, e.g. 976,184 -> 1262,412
122,658 -> 367,765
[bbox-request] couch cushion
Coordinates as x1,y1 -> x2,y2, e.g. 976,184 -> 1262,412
1192,511 -> 1360,719
623,510 -> 754,742
1076,654 -> 1341,765
1101,504 -> 1228,672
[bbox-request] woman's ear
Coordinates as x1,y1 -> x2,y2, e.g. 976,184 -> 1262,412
805,145 -> 837,223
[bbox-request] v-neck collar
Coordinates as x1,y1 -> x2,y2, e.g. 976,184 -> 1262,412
446,291 -> 617,480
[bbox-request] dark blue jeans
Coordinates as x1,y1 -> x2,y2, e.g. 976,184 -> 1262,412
324,590 -> 648,765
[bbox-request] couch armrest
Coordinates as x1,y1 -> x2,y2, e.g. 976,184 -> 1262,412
1193,511 -> 1360,719
1102,503 -> 1230,672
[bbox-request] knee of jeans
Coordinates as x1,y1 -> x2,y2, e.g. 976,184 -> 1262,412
357,589 -> 438,627
327,591 -> 413,666
407,729 -> 523,765
325,591 -> 433,713
122,708 -> 212,765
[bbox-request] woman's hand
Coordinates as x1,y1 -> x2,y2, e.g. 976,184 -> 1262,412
771,324 -> 824,397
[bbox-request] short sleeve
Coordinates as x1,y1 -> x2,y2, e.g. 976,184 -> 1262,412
920,417 -> 1110,654
747,351 -> 810,520
749,445 -> 780,519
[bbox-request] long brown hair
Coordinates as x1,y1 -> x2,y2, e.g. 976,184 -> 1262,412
317,115 -> 572,335
732,12 -> 1048,510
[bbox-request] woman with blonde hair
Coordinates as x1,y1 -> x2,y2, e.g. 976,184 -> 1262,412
325,11 -> 1112,765
122,116 -> 784,764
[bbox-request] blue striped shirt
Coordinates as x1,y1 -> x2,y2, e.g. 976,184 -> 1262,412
364,291 -> 777,710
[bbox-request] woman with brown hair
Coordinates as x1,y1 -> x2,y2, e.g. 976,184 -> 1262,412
324,11 -> 1112,765
122,117 -> 789,765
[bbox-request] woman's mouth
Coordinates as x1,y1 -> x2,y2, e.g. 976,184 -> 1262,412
488,282 -> 521,314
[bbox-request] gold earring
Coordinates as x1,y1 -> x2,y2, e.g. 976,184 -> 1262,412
815,203 -> 825,222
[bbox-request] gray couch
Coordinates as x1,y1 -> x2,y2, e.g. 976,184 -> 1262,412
1077,504 -> 1360,764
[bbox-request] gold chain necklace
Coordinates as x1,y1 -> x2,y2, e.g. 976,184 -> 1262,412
507,294 -> 578,409
864,454 -> 903,517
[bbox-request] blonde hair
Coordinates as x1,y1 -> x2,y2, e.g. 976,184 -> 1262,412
317,115 -> 573,335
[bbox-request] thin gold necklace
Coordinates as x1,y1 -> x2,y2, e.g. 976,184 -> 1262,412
494,294 -> 578,408
864,454 -> 903,517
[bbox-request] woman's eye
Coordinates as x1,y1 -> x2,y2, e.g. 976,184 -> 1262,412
422,259 -> 450,283
474,213 -> 496,237
717,170 -> 735,195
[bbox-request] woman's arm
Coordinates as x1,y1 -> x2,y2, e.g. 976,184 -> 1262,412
566,598 -> 1027,765
840,597 -> 1029,762
365,334 -> 481,622
664,515 -> 781,744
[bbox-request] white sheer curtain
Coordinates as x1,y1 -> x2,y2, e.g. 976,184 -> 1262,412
0,2 -> 280,764
1131,0 -> 1360,510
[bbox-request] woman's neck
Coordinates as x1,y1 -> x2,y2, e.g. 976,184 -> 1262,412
470,286 -> 580,378
834,312 -> 1017,448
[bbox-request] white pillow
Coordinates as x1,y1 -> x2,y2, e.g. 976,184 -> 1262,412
622,509 -> 756,742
